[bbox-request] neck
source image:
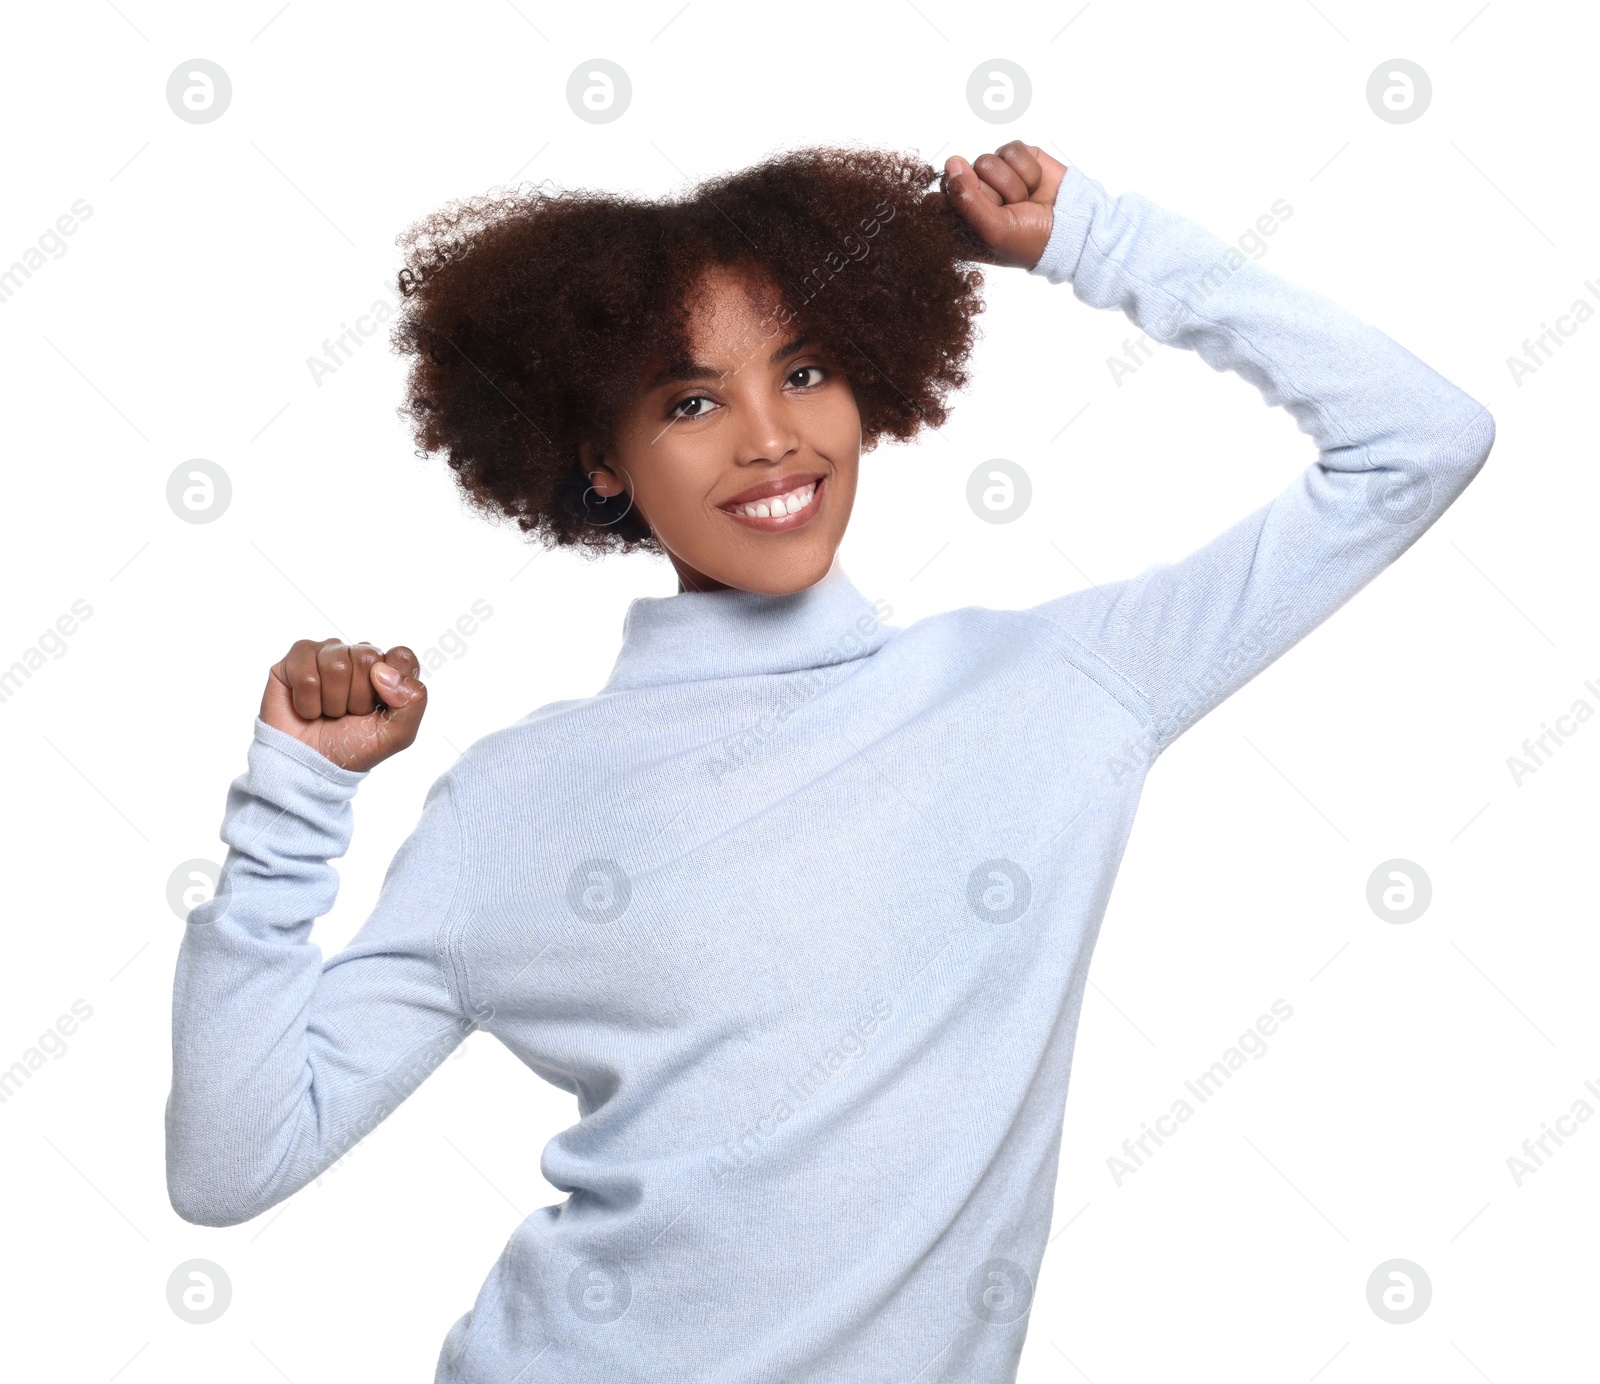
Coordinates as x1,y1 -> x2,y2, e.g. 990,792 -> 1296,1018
602,554 -> 894,692
670,554 -> 732,595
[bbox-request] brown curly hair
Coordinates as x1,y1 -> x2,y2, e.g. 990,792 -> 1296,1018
389,146 -> 990,555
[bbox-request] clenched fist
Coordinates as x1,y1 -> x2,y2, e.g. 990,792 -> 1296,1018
260,639 -> 427,772
940,139 -> 1068,271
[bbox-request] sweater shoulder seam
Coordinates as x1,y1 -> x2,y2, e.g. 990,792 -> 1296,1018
1012,606 -> 1161,743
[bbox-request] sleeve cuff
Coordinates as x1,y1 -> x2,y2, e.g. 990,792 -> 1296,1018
1028,163 -> 1109,286
251,716 -> 368,794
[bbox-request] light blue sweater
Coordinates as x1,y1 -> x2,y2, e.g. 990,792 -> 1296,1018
166,163 -> 1495,1382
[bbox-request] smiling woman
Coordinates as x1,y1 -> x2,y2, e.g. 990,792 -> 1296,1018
168,140 -> 1495,1384
386,146 -> 989,583
575,262 -> 865,593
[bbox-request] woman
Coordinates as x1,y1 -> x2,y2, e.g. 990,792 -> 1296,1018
165,140 -> 1495,1381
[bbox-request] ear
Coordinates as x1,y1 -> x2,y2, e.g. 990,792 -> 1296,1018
578,440 -> 627,500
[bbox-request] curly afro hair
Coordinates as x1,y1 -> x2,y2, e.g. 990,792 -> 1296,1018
389,146 -> 992,555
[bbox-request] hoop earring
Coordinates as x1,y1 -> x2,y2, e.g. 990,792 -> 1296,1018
579,465 -> 636,528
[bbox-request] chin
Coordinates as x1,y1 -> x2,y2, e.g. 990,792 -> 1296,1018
722,543 -> 839,596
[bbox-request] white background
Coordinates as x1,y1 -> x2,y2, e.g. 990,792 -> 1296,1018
1,1 -> 1594,1379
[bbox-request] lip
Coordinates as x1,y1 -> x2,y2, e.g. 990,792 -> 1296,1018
718,470 -> 828,507
718,474 -> 826,532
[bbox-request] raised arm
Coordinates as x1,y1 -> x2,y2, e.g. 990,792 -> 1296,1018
166,645 -> 476,1227
1031,161 -> 1494,758
944,145 -> 1495,765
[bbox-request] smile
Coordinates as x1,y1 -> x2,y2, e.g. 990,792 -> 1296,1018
720,477 -> 824,531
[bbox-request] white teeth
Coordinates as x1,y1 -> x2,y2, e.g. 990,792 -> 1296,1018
735,483 -> 816,519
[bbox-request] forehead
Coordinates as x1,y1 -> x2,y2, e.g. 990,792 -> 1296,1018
681,263 -> 788,352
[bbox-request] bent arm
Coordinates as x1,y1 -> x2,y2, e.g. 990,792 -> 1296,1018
1026,165 -> 1495,757
165,719 -> 475,1227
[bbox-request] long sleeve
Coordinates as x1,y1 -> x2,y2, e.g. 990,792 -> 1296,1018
165,717 -> 475,1227
1025,165 -> 1496,764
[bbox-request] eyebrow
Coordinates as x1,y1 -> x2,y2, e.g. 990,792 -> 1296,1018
647,334 -> 812,390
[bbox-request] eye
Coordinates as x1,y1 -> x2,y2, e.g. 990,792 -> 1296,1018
669,393 -> 719,420
788,364 -> 827,389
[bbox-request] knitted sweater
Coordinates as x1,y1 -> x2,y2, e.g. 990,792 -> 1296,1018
165,163 -> 1495,1382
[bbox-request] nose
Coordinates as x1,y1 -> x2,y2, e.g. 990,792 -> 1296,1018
731,382 -> 801,468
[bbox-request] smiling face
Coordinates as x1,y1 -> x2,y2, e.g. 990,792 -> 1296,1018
580,265 -> 862,594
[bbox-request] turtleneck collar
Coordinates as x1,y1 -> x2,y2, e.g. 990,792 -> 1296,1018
600,555 -> 895,692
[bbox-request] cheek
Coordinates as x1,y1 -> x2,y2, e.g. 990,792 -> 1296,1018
629,442 -> 717,520
816,388 -> 862,456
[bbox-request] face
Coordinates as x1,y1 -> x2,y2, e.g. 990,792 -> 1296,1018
580,265 -> 861,595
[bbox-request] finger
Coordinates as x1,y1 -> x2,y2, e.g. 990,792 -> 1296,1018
942,158 -> 1016,264
972,151 -> 1030,204
283,638 -> 331,721
370,645 -> 422,712
346,642 -> 382,716
383,645 -> 421,681
945,155 -> 1003,208
371,650 -> 428,750
994,140 -> 1044,194
316,640 -> 354,719
927,181 -> 1002,265
380,677 -> 428,752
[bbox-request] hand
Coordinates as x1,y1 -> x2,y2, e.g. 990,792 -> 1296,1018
941,140 -> 1068,270
260,639 -> 428,772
